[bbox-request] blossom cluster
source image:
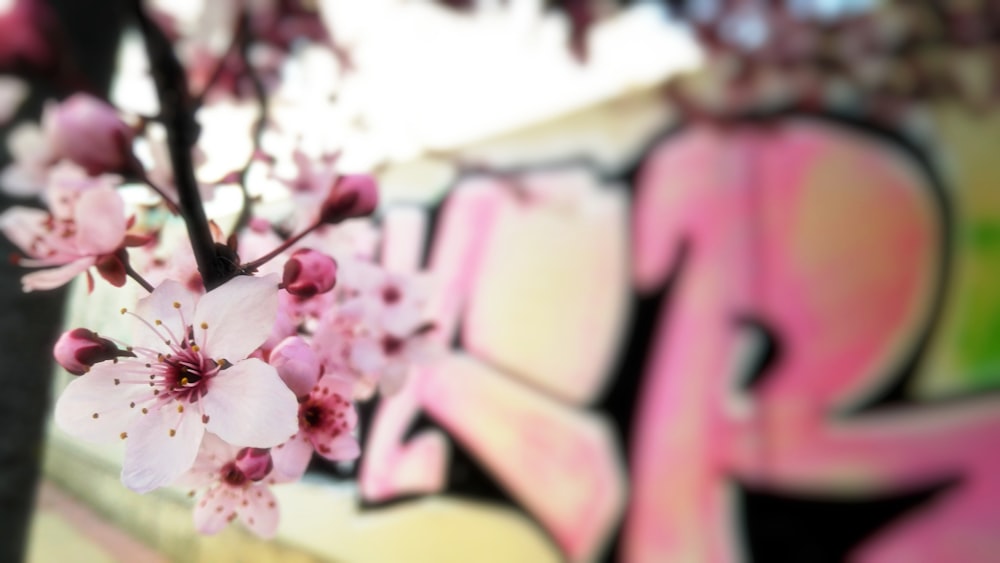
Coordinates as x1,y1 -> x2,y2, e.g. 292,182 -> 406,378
0,0 -> 436,540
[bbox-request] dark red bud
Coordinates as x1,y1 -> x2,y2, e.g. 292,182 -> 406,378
282,248 -> 337,298
319,174 -> 378,224
235,447 -> 273,481
53,328 -> 123,375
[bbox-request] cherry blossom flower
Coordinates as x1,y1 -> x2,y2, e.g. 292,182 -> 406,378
45,93 -> 135,175
0,167 -> 129,291
272,372 -> 359,480
179,433 -> 284,538
312,261 -> 436,396
1,94 -> 134,196
53,274 -> 298,493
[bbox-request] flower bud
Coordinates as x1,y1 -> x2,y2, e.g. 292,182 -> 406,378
234,448 -> 273,482
282,248 -> 337,298
270,336 -> 321,398
319,174 -> 378,224
53,328 -> 121,375
44,94 -> 134,175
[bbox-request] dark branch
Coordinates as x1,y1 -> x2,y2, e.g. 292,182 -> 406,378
129,0 -> 234,290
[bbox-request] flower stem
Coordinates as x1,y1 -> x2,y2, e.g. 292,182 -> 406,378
123,259 -> 154,293
240,221 -> 322,272
234,10 -> 268,234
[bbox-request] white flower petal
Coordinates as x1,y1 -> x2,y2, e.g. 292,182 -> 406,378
134,279 -> 198,351
194,274 -> 279,361
121,407 -> 204,493
203,358 -> 298,448
53,364 -> 145,442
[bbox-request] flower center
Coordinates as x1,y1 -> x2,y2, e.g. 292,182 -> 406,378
300,403 -> 326,429
220,462 -> 247,487
381,335 -> 403,356
161,347 -> 218,402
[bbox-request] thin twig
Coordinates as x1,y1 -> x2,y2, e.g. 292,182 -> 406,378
123,259 -> 154,293
240,221 -> 322,272
128,159 -> 180,214
191,22 -> 245,107
234,10 -> 268,233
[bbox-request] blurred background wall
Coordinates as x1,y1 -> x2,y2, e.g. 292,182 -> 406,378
6,0 -> 1000,562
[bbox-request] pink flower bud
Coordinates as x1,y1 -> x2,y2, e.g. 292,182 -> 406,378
234,448 -> 273,482
44,94 -> 134,175
53,328 -> 121,375
282,248 -> 337,298
270,336 -> 321,398
319,174 -> 378,224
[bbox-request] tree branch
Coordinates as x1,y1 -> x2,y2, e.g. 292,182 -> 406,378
129,0 -> 233,290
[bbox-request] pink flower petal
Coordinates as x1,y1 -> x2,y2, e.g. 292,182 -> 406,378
203,358 -> 298,448
21,257 -> 94,291
193,486 -> 240,535
270,434 -> 313,481
0,206 -> 47,253
121,406 -> 204,493
379,361 -> 409,396
53,364 -> 144,442
74,186 -> 126,255
194,274 -> 279,361
349,336 -> 385,375
269,336 -> 321,398
0,164 -> 44,197
177,432 -> 239,489
311,432 -> 360,462
240,484 -> 279,539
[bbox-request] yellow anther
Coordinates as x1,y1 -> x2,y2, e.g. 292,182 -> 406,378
200,322 -> 208,329
191,345 -> 200,352
120,432 -> 127,440
177,405 -> 184,413
180,377 -> 189,386
172,302 -> 181,309
120,308 -> 127,315
155,319 -> 162,326
169,429 -> 176,437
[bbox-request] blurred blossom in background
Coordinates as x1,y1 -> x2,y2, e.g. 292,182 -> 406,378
3,0 -> 1000,561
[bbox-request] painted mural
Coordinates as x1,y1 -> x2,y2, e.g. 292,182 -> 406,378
17,1 -> 1000,561
274,104 -> 999,561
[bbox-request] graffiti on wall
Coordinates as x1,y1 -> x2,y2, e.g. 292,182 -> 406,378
287,108 -> 1000,563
